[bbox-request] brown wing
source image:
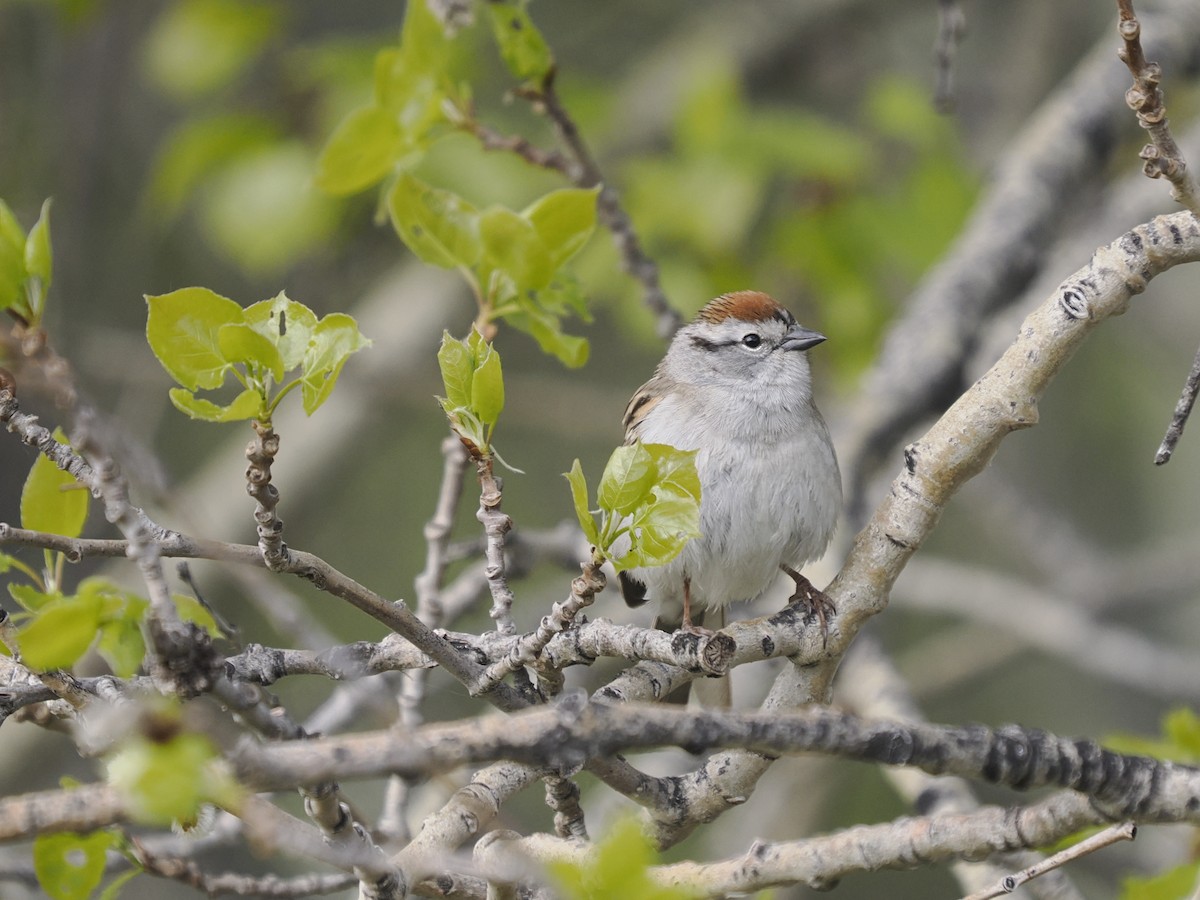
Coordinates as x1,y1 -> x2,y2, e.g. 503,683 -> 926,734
621,378 -> 664,444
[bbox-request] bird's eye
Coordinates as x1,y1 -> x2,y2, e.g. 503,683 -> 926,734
742,333 -> 762,348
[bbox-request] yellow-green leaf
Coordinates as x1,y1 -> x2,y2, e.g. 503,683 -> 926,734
315,104 -> 403,197
168,387 -> 263,422
524,187 -> 598,271
437,331 -> 473,410
487,0 -> 553,83
471,344 -> 504,429
146,287 -> 244,390
387,174 -> 481,270
245,291 -> 318,371
20,430 -> 88,538
33,831 -> 119,900
217,322 -> 284,382
564,460 -> 599,547
18,594 -> 104,671
598,444 -> 655,517
300,313 -> 370,415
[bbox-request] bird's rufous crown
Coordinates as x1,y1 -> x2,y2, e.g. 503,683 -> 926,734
695,291 -> 794,326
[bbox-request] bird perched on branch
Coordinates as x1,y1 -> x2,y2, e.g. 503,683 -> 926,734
618,291 -> 841,641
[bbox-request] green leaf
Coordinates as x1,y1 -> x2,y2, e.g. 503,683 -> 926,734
1163,708 -> 1200,759
0,198 -> 25,252
487,0 -> 553,83
99,866 -> 142,900
387,174 -> 481,270
564,460 -> 600,546
441,404 -> 486,452
169,387 -> 263,422
437,331 -> 474,409
173,593 -> 222,639
198,142 -> 339,276
148,113 -> 281,220
0,554 -> 14,575
644,444 -> 701,504
1120,861 -> 1200,900
506,307 -> 589,368
598,444 -> 655,517
142,0 -> 279,100
18,593 -> 104,671
106,730 -> 236,826
547,816 -> 695,900
33,830 -> 119,900
632,495 -> 701,568
21,431 -> 88,539
524,187 -> 598,271
23,198 -> 52,316
481,205 -> 552,290
315,104 -> 403,197
146,287 -> 244,390
300,313 -> 371,415
0,198 -> 29,320
471,343 -> 504,429
392,0 -> 453,89
83,579 -> 149,679
0,233 -> 26,319
96,618 -> 146,679
245,292 -> 318,372
217,323 -> 284,382
8,584 -> 63,613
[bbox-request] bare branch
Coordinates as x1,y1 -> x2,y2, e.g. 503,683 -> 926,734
1154,338 -> 1200,463
1117,0 -> 1200,217
490,792 -> 1106,898
960,822 -> 1137,900
933,0 -> 967,112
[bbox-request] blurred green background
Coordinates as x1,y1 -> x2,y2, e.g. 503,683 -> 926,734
3,0 -> 1200,897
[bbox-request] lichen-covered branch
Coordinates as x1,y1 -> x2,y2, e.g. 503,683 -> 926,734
228,699 -> 1200,825
486,792 -> 1105,898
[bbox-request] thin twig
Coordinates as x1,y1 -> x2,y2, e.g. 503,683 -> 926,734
933,0 -> 967,113
1116,0 -> 1200,217
385,435 -> 470,842
959,822 -> 1137,900
1155,339 -> 1200,463
458,68 -> 682,337
475,555 -> 607,694
528,72 -> 683,337
0,388 -> 526,711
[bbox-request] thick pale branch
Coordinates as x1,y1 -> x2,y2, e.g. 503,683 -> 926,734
488,792 -> 1105,898
830,212 -> 1200,640
226,700 -> 1200,826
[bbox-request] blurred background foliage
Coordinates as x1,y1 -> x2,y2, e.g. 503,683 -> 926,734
2,0 -> 1200,897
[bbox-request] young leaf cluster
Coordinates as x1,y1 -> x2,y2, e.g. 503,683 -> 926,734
566,442 -> 701,572
145,288 -> 369,425
390,178 -> 597,367
437,329 -> 505,458
0,197 -> 53,329
315,0 -> 595,367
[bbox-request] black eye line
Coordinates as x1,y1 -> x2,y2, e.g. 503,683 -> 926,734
689,332 -> 776,353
